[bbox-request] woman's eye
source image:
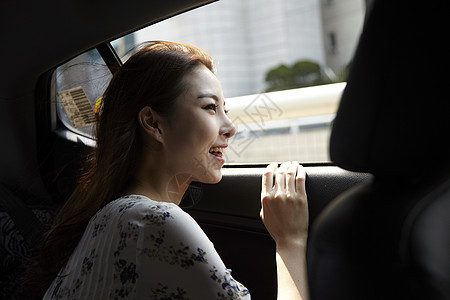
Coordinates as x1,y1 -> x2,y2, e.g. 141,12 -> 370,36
204,104 -> 217,111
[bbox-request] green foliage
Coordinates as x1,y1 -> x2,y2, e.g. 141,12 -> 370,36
265,60 -> 340,92
265,64 -> 295,92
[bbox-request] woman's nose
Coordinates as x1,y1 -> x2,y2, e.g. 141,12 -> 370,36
220,114 -> 236,139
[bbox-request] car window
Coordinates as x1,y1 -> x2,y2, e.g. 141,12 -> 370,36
54,48 -> 112,140
112,0 -> 366,163
55,0 -> 366,163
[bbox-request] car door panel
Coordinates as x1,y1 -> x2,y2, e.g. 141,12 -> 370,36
183,166 -> 371,299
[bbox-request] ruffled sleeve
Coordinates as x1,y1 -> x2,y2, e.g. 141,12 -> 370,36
131,198 -> 251,299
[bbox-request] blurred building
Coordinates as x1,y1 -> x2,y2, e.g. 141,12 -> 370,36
320,0 -> 366,73
116,0 -> 365,98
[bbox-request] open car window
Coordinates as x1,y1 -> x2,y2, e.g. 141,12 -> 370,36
54,0 -> 366,163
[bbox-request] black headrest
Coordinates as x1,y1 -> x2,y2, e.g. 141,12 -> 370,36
330,0 -> 450,177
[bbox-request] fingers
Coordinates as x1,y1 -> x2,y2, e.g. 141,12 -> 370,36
286,161 -> 298,195
262,162 -> 278,195
275,162 -> 289,192
260,161 -> 309,246
262,161 -> 306,195
296,164 -> 306,194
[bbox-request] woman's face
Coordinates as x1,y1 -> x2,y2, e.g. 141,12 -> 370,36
160,64 -> 236,185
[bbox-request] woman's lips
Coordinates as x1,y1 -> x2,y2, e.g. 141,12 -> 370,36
209,151 -> 225,164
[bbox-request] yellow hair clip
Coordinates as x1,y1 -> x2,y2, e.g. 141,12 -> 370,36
94,97 -> 102,115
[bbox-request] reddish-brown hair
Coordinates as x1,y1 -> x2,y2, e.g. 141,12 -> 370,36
31,41 -> 214,298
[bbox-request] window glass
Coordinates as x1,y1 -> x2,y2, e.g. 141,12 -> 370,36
113,0 -> 366,163
222,83 -> 346,163
56,0 -> 365,163
54,49 -> 112,138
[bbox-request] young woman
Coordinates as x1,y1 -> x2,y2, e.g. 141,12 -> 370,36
34,41 -> 309,299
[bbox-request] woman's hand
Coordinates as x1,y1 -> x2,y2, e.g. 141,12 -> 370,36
260,161 -> 308,248
260,161 -> 309,300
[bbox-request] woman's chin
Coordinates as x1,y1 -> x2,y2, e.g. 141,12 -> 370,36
199,169 -> 223,184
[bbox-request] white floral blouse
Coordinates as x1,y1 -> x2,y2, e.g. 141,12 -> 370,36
43,195 -> 250,299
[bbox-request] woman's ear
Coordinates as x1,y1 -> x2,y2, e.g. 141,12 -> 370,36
137,106 -> 163,142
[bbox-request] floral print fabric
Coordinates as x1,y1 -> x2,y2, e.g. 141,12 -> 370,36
43,195 -> 250,299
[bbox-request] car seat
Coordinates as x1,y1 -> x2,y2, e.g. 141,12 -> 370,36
307,0 -> 450,299
0,185 -> 55,299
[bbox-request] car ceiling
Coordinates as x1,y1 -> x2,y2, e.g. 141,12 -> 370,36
0,0 -> 214,196
1,0 -> 214,98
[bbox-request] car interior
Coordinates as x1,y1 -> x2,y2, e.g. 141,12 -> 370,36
307,1 -> 450,299
1,0 -> 449,299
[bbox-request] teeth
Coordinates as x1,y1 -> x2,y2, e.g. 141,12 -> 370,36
209,147 -> 223,153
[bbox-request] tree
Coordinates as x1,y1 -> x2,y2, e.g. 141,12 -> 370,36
265,64 -> 294,92
265,60 -> 332,92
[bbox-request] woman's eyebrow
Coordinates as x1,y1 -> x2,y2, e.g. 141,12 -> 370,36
197,93 -> 227,107
197,93 -> 219,102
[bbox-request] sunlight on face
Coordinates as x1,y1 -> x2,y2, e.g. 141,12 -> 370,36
161,64 -> 236,185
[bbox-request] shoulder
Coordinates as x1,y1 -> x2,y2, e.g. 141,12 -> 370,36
107,194 -> 177,211
88,195 -> 195,241
103,195 -> 201,234
106,195 -> 217,267
112,195 -> 215,251
101,195 -> 181,220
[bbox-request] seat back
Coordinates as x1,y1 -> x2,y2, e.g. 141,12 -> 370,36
307,0 -> 450,299
0,185 -> 55,299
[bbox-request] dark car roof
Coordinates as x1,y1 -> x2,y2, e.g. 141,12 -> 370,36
1,0 -> 213,99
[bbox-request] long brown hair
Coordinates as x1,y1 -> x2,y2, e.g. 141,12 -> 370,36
31,41 -> 214,298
